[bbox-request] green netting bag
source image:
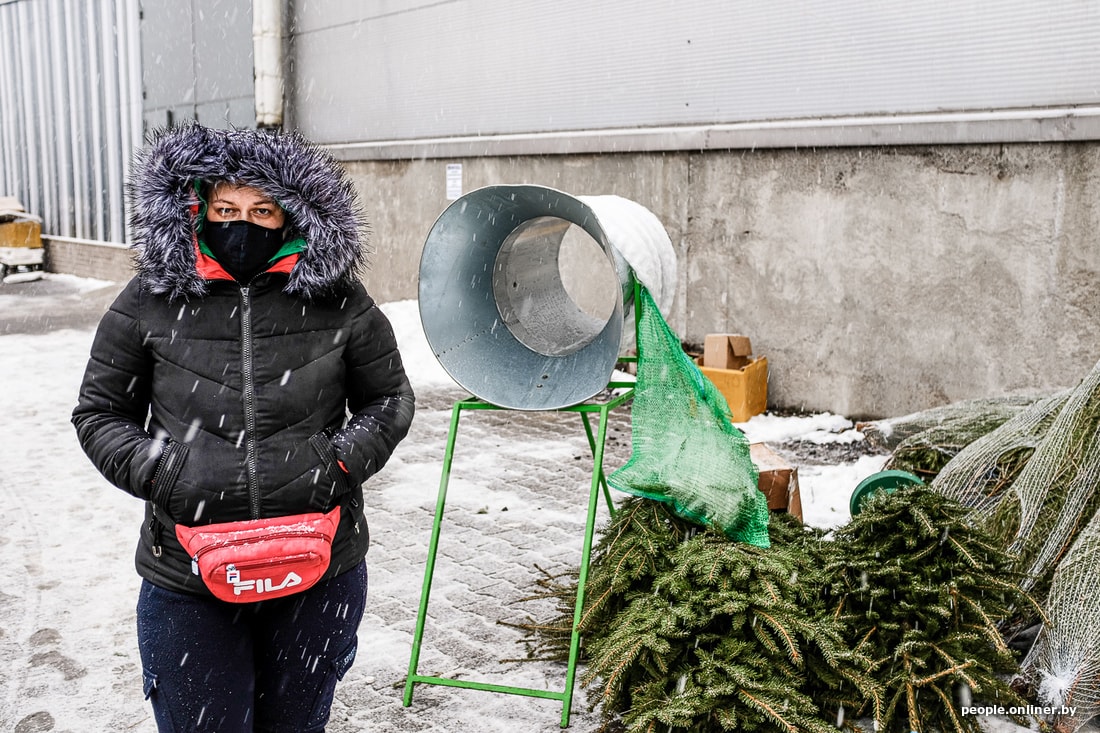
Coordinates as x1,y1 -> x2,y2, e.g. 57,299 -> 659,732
608,285 -> 770,547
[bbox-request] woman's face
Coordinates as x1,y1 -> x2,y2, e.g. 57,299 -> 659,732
206,183 -> 286,229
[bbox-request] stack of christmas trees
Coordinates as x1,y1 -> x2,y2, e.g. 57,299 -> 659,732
517,488 -> 1037,732
508,286 -> 1072,731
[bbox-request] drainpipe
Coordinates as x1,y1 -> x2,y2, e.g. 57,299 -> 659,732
252,0 -> 283,128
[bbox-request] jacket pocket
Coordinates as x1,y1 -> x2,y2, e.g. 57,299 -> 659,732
305,639 -> 358,728
149,440 -> 189,514
309,432 -> 350,500
333,639 -> 358,680
142,668 -> 181,733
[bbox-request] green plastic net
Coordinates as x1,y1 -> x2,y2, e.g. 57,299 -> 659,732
608,285 -> 770,547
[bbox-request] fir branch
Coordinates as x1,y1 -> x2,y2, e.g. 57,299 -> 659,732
735,688 -> 839,733
736,689 -> 800,733
597,635 -> 650,705
905,671 -> 921,732
947,534 -> 980,567
916,660 -> 974,686
956,595 -> 1011,654
753,609 -> 802,666
928,641 -> 980,690
929,681 -> 973,733
914,505 -> 936,536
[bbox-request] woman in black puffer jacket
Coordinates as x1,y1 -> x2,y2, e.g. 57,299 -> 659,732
72,124 -> 414,733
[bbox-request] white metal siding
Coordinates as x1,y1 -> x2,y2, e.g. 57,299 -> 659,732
0,0 -> 142,242
287,0 -> 1100,153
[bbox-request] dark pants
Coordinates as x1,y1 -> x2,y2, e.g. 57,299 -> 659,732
136,562 -> 368,733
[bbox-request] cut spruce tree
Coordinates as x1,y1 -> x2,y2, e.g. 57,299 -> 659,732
512,490 -> 1038,732
502,498 -> 694,667
820,486 -> 1039,732
575,499 -> 877,733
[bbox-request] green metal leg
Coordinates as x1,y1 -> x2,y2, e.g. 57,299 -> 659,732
404,390 -> 631,727
580,411 -> 616,518
560,403 -> 613,726
403,400 -> 464,707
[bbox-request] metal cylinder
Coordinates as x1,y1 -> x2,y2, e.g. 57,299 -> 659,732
418,184 -> 674,410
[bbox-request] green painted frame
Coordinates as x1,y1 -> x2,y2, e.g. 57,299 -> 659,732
402,383 -> 635,727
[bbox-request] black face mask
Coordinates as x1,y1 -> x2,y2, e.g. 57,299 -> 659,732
202,219 -> 285,283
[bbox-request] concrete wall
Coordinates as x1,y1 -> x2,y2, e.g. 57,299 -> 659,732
346,142 -> 1100,419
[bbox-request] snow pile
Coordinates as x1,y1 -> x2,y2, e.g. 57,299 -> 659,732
735,411 -> 863,445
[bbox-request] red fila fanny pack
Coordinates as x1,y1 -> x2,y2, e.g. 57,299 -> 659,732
175,507 -> 341,603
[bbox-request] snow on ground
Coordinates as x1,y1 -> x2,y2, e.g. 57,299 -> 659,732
0,276 -> 1036,732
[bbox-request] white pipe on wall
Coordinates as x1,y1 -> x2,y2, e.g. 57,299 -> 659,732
252,0 -> 284,128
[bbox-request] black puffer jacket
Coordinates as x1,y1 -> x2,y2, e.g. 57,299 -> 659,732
72,125 -> 415,596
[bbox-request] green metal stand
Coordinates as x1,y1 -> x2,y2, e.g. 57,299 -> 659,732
402,383 -> 634,728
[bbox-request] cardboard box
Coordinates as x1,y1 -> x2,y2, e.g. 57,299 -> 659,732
703,333 -> 753,369
750,442 -> 803,520
0,220 -> 41,248
699,356 -> 768,423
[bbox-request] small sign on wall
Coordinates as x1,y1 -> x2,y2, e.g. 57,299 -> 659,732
445,163 -> 463,200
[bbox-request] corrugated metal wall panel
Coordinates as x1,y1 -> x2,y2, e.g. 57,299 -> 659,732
287,0 -> 1100,147
288,0 -> 438,34
0,0 -> 142,242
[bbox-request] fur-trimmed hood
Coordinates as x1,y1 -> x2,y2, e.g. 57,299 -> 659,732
128,124 -> 368,301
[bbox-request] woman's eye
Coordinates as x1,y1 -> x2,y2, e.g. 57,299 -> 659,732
253,208 -> 272,217
216,208 -> 237,217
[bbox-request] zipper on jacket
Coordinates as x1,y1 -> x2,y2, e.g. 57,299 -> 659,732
240,286 -> 261,519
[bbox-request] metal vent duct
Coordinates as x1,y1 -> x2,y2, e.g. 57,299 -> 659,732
418,184 -> 675,410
